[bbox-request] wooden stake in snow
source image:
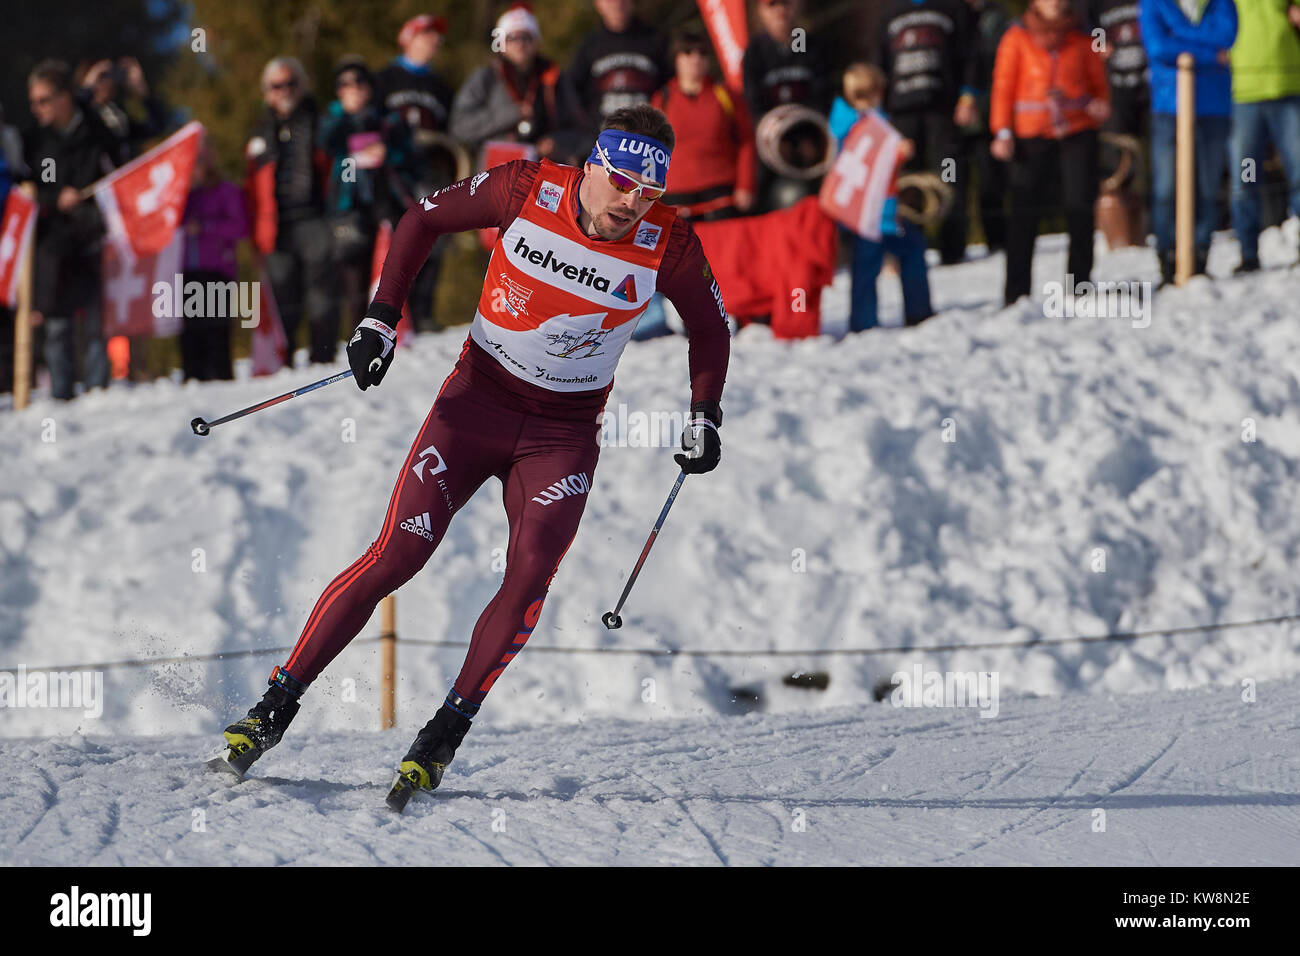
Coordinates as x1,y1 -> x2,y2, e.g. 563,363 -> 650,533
1175,53 -> 1195,286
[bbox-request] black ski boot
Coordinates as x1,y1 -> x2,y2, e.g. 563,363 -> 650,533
386,692 -> 477,812
210,666 -> 307,777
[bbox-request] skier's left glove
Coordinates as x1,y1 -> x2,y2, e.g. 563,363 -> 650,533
674,400 -> 722,475
347,308 -> 398,390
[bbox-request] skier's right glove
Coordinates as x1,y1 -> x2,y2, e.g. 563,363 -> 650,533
347,310 -> 397,390
674,400 -> 722,475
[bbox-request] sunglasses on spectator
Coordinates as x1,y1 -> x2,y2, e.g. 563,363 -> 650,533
596,144 -> 666,202
267,79 -> 299,92
505,32 -> 536,44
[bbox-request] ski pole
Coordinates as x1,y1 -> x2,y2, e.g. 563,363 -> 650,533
602,470 -> 687,629
190,368 -> 356,436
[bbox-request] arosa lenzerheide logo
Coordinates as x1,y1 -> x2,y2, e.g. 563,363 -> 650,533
546,328 -> 610,359
411,444 -> 447,482
511,235 -> 638,303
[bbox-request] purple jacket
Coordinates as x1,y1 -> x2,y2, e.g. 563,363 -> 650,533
182,180 -> 247,279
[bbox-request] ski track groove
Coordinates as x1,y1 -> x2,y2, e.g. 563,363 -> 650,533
837,744 -> 899,800
938,749 -> 1103,864
100,797 -> 121,854
627,768 -> 729,866
989,758 -> 1033,790
446,816 -> 513,866
1105,733 -> 1180,797
678,798 -> 730,866
12,767 -> 59,853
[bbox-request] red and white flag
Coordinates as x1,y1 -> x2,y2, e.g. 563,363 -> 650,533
101,231 -> 183,337
369,220 -> 413,347
698,0 -> 748,96
818,112 -> 903,243
95,120 -> 203,337
0,188 -> 37,308
93,121 -> 203,257
251,268 -> 289,376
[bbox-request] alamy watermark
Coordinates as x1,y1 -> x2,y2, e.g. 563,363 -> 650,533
0,666 -> 104,719
598,404 -> 691,448
1043,275 -> 1152,329
890,665 -> 1000,718
50,886 -> 151,935
152,275 -> 260,328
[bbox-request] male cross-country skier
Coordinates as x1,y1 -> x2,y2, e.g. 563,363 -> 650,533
215,104 -> 731,809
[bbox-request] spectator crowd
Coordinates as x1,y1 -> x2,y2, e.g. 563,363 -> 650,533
3,0 -> 1300,401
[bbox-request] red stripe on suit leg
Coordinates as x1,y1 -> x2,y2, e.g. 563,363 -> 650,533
284,553 -> 378,673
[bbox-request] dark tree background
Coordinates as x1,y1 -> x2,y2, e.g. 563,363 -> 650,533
0,0 -> 185,136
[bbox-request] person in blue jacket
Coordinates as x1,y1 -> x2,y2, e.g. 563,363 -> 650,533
1140,0 -> 1238,283
830,64 -> 934,332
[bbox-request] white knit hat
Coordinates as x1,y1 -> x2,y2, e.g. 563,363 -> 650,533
495,3 -> 540,40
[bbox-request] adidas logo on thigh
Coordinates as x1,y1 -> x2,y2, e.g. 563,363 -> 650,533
401,513 -> 435,541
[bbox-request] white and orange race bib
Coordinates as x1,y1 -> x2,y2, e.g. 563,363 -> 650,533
471,160 -> 677,392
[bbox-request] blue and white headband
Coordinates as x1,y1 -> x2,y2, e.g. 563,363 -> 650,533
588,129 -> 672,188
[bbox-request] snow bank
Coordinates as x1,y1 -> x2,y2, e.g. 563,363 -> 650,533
3,230 -> 1300,738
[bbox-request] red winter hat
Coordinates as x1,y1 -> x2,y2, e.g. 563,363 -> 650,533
399,14 -> 448,49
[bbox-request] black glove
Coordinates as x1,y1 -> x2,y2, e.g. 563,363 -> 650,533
347,313 -> 397,390
674,400 -> 722,475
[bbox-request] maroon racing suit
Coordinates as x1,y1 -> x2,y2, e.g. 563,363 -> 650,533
280,159 -> 730,706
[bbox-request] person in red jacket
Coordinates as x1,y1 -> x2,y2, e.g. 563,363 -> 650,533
216,106 -> 731,809
652,30 -> 757,223
990,0 -> 1109,306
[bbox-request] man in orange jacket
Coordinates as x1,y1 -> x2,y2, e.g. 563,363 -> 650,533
989,0 -> 1109,306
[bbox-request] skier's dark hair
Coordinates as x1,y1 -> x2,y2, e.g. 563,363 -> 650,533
600,104 -> 675,152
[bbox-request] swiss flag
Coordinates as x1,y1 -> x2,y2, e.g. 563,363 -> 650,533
369,220 -> 413,347
101,231 -> 183,338
818,111 -> 903,243
251,267 -> 289,376
0,188 -> 37,308
697,0 -> 748,96
93,121 -> 202,257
